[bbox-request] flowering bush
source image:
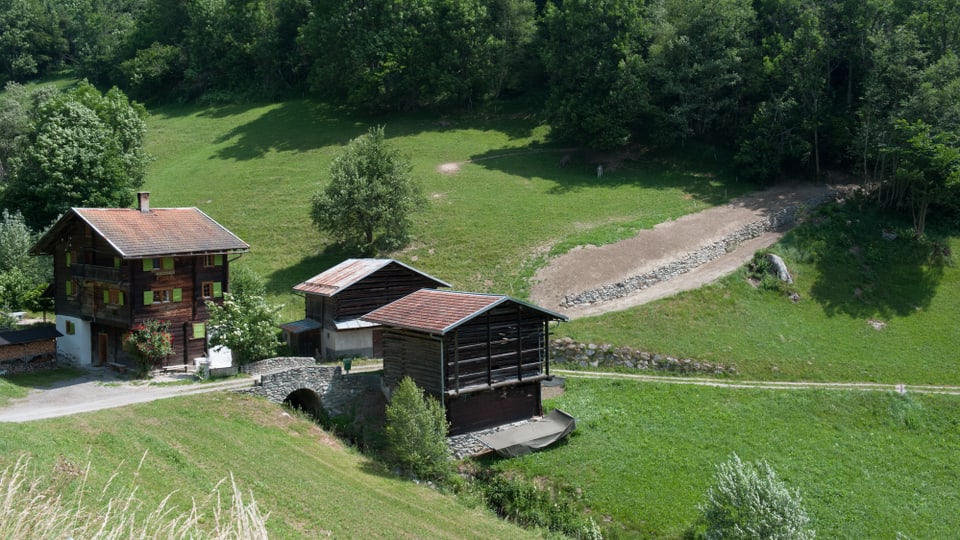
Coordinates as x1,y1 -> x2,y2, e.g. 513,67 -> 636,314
123,319 -> 173,377
206,292 -> 280,365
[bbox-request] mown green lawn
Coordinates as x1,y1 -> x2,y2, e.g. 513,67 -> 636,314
494,377 -> 960,539
0,392 -> 537,539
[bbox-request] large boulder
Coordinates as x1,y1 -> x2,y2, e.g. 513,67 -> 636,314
766,253 -> 794,284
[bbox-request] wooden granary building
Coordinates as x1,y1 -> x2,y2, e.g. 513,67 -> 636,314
362,289 -> 568,435
29,192 -> 249,368
285,259 -> 449,360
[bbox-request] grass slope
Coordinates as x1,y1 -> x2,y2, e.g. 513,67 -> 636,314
0,392 -> 536,539
563,203 -> 960,384
494,377 -> 960,539
144,100 -> 744,321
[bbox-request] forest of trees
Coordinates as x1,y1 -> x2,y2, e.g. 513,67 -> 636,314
1,0 -> 958,230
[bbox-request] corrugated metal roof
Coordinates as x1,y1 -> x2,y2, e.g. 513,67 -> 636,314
333,318 -> 380,331
362,289 -> 567,335
292,258 -> 450,296
31,208 -> 249,258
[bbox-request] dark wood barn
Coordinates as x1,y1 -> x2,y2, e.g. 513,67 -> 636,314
362,289 -> 568,435
29,192 -> 249,368
286,259 -> 450,360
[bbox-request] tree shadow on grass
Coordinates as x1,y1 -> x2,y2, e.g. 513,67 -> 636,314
468,142 -> 755,208
208,100 -> 368,161
781,202 -> 949,319
151,99 -> 543,162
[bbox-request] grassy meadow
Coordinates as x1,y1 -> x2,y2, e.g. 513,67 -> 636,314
0,392 -> 537,539
144,100 -> 744,322
497,377 -> 960,539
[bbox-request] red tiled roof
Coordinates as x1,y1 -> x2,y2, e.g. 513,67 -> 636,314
32,208 -> 249,258
362,289 -> 567,335
293,258 -> 450,296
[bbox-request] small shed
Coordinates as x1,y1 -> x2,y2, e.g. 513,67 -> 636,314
0,325 -> 62,375
362,289 -> 568,435
287,259 -> 450,360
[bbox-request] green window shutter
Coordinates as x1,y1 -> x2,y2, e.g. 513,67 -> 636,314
103,290 -> 110,304
162,257 -> 174,270
143,291 -> 153,305
65,281 -> 72,296
213,282 -> 222,298
143,259 -> 153,271
114,257 -> 121,269
118,291 -> 125,306
193,323 -> 206,339
65,252 -> 71,267
214,254 -> 223,266
172,288 -> 182,302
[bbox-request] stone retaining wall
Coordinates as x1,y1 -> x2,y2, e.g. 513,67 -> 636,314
562,190 -> 844,307
550,337 -> 736,375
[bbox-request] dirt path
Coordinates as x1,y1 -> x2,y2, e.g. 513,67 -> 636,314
530,182 -> 848,319
0,368 -> 253,423
554,370 -> 960,395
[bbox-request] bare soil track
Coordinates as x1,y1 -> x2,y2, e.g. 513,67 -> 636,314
530,182 -> 848,319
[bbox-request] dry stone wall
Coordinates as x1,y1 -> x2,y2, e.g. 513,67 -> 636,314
550,337 -> 736,375
236,359 -> 380,418
240,356 -> 316,377
562,190 -> 843,308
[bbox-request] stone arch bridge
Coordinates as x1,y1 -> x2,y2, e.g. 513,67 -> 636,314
235,357 -> 380,420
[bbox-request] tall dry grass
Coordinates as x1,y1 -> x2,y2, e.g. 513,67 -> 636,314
0,453 -> 269,539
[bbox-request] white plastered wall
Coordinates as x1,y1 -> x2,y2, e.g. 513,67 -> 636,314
56,315 -> 91,365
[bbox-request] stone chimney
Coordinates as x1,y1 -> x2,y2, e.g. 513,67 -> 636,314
137,191 -> 150,213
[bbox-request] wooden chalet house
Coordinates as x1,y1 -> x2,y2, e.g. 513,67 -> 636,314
30,192 -> 249,368
285,258 -> 450,360
362,289 -> 568,435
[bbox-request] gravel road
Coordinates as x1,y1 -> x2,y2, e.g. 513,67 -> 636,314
0,368 -> 253,423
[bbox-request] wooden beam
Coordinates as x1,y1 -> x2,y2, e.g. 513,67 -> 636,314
444,374 -> 550,397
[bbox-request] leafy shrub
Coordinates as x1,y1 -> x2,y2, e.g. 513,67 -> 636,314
479,472 -> 602,539
697,454 -> 815,540
384,376 -> 451,483
122,319 -> 173,377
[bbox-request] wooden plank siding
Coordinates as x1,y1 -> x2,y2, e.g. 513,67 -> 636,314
443,305 -> 550,395
381,329 -> 444,394
445,382 -> 542,435
331,266 -> 447,321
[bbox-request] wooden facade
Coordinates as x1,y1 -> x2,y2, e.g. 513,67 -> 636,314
291,259 -> 450,360
31,194 -> 248,368
365,290 -> 567,435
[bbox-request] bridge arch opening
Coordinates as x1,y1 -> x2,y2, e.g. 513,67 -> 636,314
283,388 -> 327,422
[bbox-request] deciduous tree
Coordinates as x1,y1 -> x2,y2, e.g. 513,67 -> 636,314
1,81 -> 149,230
311,126 -> 423,252
384,376 -> 451,482
540,0 -> 648,150
205,269 -> 280,365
